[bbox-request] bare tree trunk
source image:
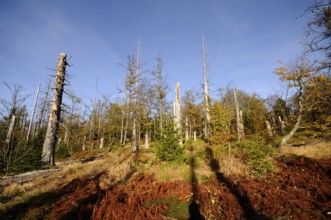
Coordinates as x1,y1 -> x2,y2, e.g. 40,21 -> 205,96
4,114 -> 16,172
21,113 -> 27,133
266,120 -> 273,137
42,53 -> 67,165
99,137 -> 104,149
202,35 -> 211,138
120,112 -> 124,144
279,116 -> 285,134
89,79 -> 97,149
5,114 -> 16,146
36,79 -> 51,134
27,83 -> 41,142
276,92 -> 304,148
239,110 -> 245,138
174,82 -> 182,145
185,117 -> 189,141
234,89 -> 244,142
82,135 -> 86,151
144,132 -> 149,149
131,118 -> 137,151
193,130 -> 197,141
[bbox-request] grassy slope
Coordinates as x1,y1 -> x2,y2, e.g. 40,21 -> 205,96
0,140 -> 330,219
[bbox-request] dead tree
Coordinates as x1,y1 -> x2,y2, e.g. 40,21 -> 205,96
278,116 -> 285,134
202,35 -> 211,138
185,117 -> 189,141
5,114 -> 16,171
26,83 -> 41,142
89,78 -> 97,149
173,82 -> 182,145
131,118 -> 137,151
266,120 -> 273,137
36,79 -> 51,134
42,53 -> 67,165
234,89 -> 244,142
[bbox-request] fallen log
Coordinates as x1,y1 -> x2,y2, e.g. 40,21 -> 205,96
0,169 -> 61,187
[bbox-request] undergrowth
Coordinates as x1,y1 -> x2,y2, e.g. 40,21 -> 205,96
232,136 -> 275,174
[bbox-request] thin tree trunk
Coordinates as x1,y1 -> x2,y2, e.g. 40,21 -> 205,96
82,135 -> 86,151
36,79 -> 51,133
131,118 -> 137,151
27,83 -> 41,142
276,91 -> 304,148
279,116 -> 285,134
144,132 -> 149,149
89,79 -> 97,149
266,120 -> 273,137
159,102 -> 163,135
120,111 -> 124,144
185,117 -> 189,141
42,53 -> 67,165
5,114 -> 16,146
174,82 -> 182,145
202,35 -> 211,138
21,113 -> 27,133
99,137 -> 104,148
239,110 -> 245,138
234,89 -> 244,142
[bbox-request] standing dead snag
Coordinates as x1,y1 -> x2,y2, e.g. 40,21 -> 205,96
234,89 -> 244,142
202,35 -> 211,138
173,82 -> 182,145
42,53 -> 67,165
26,83 -> 40,142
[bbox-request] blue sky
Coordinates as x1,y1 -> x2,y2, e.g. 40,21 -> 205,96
0,0 -> 313,111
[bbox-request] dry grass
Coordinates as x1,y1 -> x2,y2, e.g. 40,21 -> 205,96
279,141 -> 331,159
0,149 -> 133,211
218,156 -> 251,177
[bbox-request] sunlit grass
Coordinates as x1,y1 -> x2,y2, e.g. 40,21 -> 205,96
0,148 -> 133,212
278,141 -> 331,159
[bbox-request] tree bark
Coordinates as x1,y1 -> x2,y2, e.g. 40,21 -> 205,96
27,83 -> 41,142
174,82 -> 182,145
185,117 -> 189,141
144,132 -> 149,149
36,79 -> 51,134
82,135 -> 86,151
202,35 -> 211,138
131,118 -> 137,151
5,114 -> 16,146
42,53 -> 67,165
266,120 -> 273,137
279,116 -> 285,134
234,89 -> 244,142
99,137 -> 104,149
276,86 -> 304,148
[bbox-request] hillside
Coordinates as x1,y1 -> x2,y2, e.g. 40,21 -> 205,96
0,141 -> 330,220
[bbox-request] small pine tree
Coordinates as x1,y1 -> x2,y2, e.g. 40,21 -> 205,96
157,120 -> 183,161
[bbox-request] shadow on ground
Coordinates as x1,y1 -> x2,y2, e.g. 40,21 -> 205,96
205,146 -> 269,220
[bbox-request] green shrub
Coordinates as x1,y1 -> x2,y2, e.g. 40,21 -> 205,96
156,121 -> 183,162
55,140 -> 70,159
233,136 -> 274,173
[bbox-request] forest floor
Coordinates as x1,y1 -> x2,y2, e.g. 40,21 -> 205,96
0,141 -> 330,220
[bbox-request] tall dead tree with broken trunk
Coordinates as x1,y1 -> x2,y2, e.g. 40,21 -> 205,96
234,89 -> 244,142
173,82 -> 182,145
202,35 -> 211,138
42,53 -> 67,165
